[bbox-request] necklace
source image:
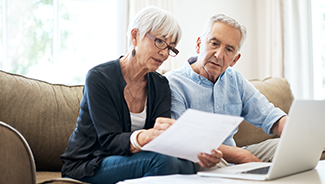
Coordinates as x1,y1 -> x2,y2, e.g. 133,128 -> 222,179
126,85 -> 142,100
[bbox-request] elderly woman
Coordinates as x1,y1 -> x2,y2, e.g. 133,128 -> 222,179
60,6 -> 222,184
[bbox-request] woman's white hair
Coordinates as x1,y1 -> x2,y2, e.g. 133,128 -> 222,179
127,6 -> 182,50
202,14 -> 247,51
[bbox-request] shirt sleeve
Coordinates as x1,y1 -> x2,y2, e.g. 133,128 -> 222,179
170,87 -> 187,120
165,74 -> 188,120
239,77 -> 286,135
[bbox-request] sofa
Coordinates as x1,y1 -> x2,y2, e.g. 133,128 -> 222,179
0,69 -> 324,184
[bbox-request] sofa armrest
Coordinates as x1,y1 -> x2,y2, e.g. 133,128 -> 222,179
234,77 -> 294,147
0,121 -> 36,184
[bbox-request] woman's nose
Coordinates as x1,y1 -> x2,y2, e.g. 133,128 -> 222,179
159,48 -> 169,58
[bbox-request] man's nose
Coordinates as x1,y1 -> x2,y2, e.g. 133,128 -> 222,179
214,47 -> 224,59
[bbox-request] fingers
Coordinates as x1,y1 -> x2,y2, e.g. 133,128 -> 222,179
198,153 -> 216,168
212,149 -> 223,159
153,118 -> 175,131
155,117 -> 175,126
151,117 -> 176,139
138,120 -> 173,146
197,149 -> 223,168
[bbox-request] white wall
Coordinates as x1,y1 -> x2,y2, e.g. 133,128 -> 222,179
165,0 -> 261,80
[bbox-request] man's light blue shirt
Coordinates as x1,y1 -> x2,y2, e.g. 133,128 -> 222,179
164,59 -> 286,147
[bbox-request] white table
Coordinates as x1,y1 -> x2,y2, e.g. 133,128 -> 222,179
118,160 -> 325,184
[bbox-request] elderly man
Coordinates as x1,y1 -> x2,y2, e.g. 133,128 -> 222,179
165,14 -> 287,168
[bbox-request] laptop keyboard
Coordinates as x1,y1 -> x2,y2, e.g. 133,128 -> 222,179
241,166 -> 270,174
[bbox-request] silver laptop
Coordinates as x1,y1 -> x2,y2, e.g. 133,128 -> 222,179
198,100 -> 325,180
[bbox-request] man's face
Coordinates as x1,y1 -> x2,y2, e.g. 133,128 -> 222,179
196,22 -> 242,80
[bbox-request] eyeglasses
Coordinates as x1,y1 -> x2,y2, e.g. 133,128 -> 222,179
145,33 -> 179,57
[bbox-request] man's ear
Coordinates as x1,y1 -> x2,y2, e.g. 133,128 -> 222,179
130,28 -> 139,46
230,53 -> 241,67
195,37 -> 202,54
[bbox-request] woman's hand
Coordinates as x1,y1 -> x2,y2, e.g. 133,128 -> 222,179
151,117 -> 175,139
138,117 -> 175,147
197,149 -> 223,168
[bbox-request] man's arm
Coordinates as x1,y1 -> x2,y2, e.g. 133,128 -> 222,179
219,115 -> 286,164
218,144 -> 262,164
271,116 -> 287,136
219,116 -> 287,164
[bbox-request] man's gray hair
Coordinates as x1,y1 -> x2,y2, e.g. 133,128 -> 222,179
202,14 -> 247,51
127,6 -> 182,50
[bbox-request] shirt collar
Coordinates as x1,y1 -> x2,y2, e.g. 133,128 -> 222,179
185,56 -> 225,85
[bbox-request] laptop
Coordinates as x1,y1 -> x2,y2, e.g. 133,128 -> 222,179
198,100 -> 325,180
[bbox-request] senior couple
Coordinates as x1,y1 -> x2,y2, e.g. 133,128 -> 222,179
60,6 -> 287,184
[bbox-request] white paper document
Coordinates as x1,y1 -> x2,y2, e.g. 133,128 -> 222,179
118,174 -> 243,184
142,109 -> 243,163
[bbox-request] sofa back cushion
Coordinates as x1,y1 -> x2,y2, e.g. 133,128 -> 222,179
0,70 -> 83,171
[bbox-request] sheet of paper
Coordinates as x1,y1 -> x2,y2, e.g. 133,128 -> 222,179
118,174 -> 243,184
142,108 -> 243,163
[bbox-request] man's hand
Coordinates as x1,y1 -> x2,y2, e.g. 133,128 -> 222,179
218,144 -> 261,164
197,149 -> 223,169
271,116 -> 287,136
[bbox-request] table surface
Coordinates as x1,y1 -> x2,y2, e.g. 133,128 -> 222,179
118,160 -> 325,184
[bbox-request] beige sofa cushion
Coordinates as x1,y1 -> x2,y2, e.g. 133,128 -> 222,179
0,70 -> 83,171
249,77 -> 294,114
234,77 -> 294,147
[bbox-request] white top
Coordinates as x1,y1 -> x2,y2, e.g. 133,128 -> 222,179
130,103 -> 147,131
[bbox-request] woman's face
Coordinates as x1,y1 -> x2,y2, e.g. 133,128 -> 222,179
135,30 -> 176,72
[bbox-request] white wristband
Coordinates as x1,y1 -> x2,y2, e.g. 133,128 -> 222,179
130,129 -> 146,150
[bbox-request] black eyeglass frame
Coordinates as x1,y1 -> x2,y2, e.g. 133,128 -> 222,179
145,33 -> 179,57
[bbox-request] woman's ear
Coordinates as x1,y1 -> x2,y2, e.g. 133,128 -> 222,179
130,28 -> 139,46
195,37 -> 201,54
